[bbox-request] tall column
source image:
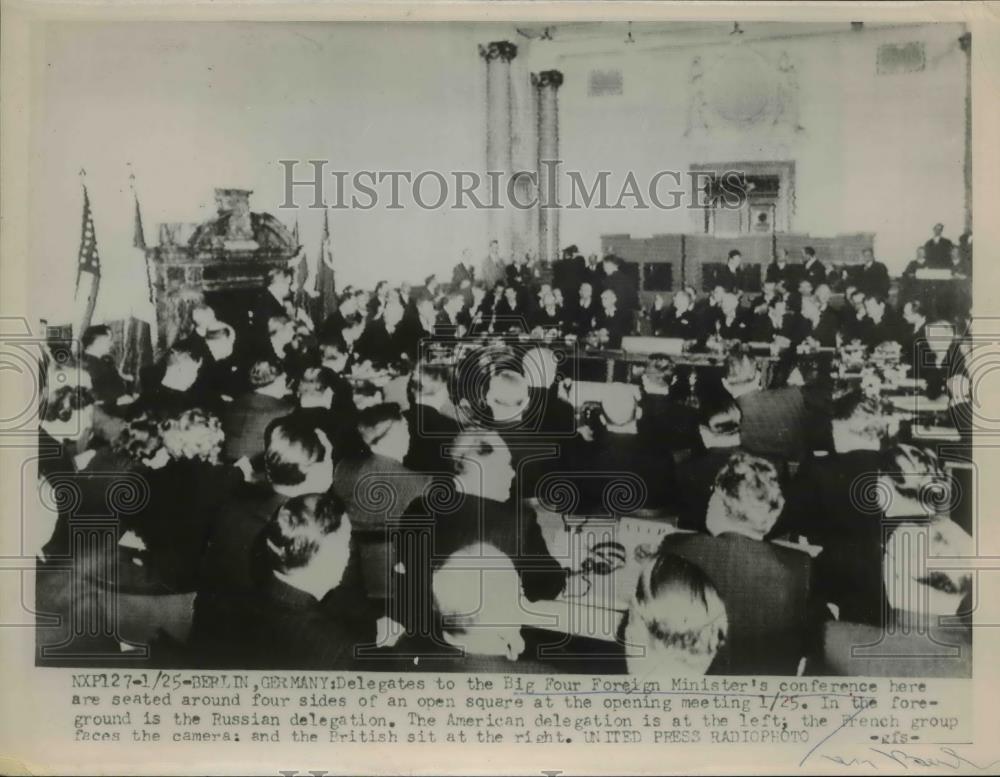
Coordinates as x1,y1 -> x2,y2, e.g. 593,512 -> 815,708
960,32 -> 971,234
533,70 -> 563,263
479,41 -> 518,254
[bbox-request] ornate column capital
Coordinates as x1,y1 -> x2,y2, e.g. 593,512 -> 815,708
531,70 -> 564,89
479,40 -> 518,63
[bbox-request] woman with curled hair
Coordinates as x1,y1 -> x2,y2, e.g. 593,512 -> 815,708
123,408 -> 237,593
160,408 -> 225,465
622,554 -> 728,677
706,451 -> 785,539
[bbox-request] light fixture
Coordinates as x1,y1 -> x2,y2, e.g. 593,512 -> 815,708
731,22 -> 744,36
625,21 -> 635,44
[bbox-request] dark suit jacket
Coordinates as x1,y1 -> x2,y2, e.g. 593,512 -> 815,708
403,403 -> 460,475
717,312 -> 751,342
801,258 -> 829,290
594,307 -> 632,348
765,261 -> 798,287
220,391 -> 294,462
737,386 -> 809,461
778,449 -> 885,625
83,354 -> 128,404
813,306 -> 841,347
192,572 -> 374,670
451,262 -> 477,290
924,236 -> 954,269
660,309 -> 700,340
392,492 -> 566,637
573,300 -> 598,335
674,446 -> 741,531
333,453 -> 430,532
659,532 -> 816,675
637,392 -> 701,454
854,261 -> 891,299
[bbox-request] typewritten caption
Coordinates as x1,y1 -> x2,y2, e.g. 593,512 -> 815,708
64,671 -> 976,766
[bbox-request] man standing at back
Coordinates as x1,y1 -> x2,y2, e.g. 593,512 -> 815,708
924,222 -> 954,269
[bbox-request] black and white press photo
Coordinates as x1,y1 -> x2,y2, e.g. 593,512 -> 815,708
2,3 -> 997,774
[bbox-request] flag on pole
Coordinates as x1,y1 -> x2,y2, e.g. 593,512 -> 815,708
74,174 -> 101,339
313,209 -> 337,324
291,218 -> 310,310
119,172 -> 155,383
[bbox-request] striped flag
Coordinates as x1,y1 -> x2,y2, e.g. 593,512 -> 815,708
313,209 -> 337,324
74,181 -> 101,337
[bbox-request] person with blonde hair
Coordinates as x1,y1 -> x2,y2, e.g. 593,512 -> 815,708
623,553 -> 728,677
658,452 -> 816,674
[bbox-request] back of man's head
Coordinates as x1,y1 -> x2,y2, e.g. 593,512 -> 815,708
625,553 -> 728,676
432,542 -> 526,660
722,348 -> 760,397
266,492 -> 349,574
832,390 -> 886,451
706,452 -> 784,537
264,416 -> 332,488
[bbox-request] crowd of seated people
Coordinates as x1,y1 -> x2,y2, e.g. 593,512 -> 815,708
32,234 -> 974,676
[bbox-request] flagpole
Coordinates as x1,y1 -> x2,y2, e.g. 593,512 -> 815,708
75,168 -> 100,338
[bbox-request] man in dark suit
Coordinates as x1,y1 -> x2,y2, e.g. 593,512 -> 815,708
716,250 -> 745,293
594,289 -> 632,348
192,493 -> 375,669
600,255 -> 638,314
660,290 -> 700,340
854,248 -> 891,299
197,414 -> 337,600
811,284 -> 841,347
723,350 -> 809,462
900,299 -> 934,373
80,325 -> 129,405
219,360 -> 294,462
675,397 -> 743,531
659,452 -> 817,675
404,363 -> 460,475
451,248 -> 478,295
777,391 -> 887,625
715,292 -> 751,342
133,341 -> 212,417
636,355 -> 701,456
765,248 -> 798,288
251,267 -> 293,349
391,430 -> 567,643
572,282 -> 598,336
924,223 -> 954,269
862,294 -> 903,349
800,246 -> 828,291
192,323 -> 244,399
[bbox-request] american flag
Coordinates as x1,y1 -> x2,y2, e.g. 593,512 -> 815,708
74,182 -> 101,336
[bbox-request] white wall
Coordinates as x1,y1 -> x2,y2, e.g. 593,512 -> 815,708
31,21 -> 496,322
530,23 -> 966,271
30,22 -> 967,324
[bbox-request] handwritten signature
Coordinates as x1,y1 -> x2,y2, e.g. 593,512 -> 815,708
823,747 -> 1000,771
